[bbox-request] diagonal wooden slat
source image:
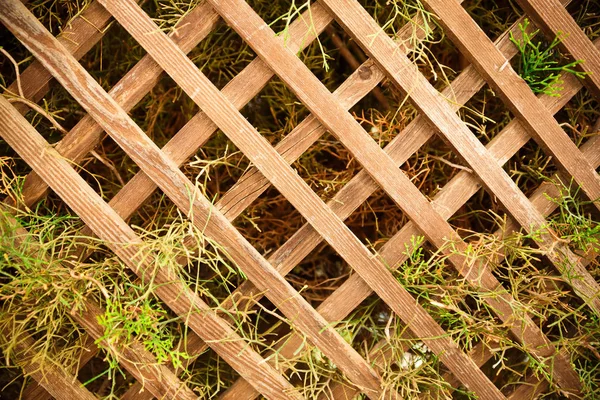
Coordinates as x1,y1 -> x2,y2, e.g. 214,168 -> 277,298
2,1 -> 596,398
128,0 -> 587,394
3,1 -> 113,115
11,0 -> 221,209
97,1 -> 512,397
416,0 -> 600,212
0,94 -> 303,399
514,0 -> 600,99
0,330 -> 96,400
303,0 -> 600,315
0,207 -> 199,400
220,61 -> 600,400
0,2 -> 399,398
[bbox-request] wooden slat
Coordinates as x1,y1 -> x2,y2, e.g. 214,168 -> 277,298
4,1 -> 113,115
2,3 -> 596,400
310,0 -> 600,316
324,340 -> 496,400
20,336 -> 97,400
0,330 -> 96,400
514,0 -> 600,98
0,208 -> 198,400
97,1 -> 506,398
417,0 -> 600,212
218,38 -> 599,400
0,3 -> 395,398
146,0 -> 584,395
74,301 -> 198,400
116,9 -> 431,400
0,95 -> 302,400
12,0 -> 221,209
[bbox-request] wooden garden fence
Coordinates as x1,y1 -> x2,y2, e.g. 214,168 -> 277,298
0,0 -> 599,398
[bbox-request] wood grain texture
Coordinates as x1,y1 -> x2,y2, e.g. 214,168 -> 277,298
0,331 -> 96,400
0,93 -> 300,400
98,0 -> 505,398
13,0 -> 221,209
0,2 -> 390,398
3,1 -> 113,115
314,0 -> 600,316
417,0 -> 600,212
0,208 -> 198,400
514,0 -> 600,98
171,0 -> 585,396
219,42 -> 598,400
1,0 -> 595,399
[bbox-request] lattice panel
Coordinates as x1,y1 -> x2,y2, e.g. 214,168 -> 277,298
0,0 -> 599,399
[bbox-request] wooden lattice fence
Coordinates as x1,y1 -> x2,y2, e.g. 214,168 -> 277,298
0,0 -> 599,398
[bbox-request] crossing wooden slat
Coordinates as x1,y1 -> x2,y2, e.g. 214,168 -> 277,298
307,0 -> 600,316
13,0 -> 221,209
219,53 -> 599,400
417,0 -> 600,212
514,0 -> 600,99
0,97 -> 301,400
0,2 -> 396,398
0,0 -> 596,398
97,0 -> 509,397
3,1 -> 113,115
138,0 -> 586,395
0,207 -> 199,400
0,330 -> 96,400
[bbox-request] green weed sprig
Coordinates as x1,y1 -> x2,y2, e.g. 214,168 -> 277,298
510,19 -> 588,96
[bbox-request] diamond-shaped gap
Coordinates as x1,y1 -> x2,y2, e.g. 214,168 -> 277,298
127,72 -> 199,149
569,0 -> 600,42
553,86 -> 600,147
343,187 -> 407,252
77,16 -> 147,92
178,129 -> 251,207
448,185 -> 505,237
77,348 -> 136,396
503,137 -> 558,198
286,242 -> 350,305
458,84 -> 514,146
240,76 -> 311,145
184,347 -> 241,396
187,16 -> 257,91
234,183 -> 306,257
462,0 -> 523,42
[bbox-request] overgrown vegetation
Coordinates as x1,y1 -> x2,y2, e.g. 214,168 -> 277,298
1,0 -> 599,398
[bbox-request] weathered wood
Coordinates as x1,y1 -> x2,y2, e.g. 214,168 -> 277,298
13,0 -> 221,209
514,0 -> 600,99
97,1 -> 505,398
218,37 -> 599,400
3,1 -> 113,115
0,2 -> 393,398
416,0 -> 600,212
0,330 -> 96,400
314,0 -> 599,316
20,335 -> 97,400
165,0 -> 585,396
0,95 -> 301,399
0,1 -> 595,399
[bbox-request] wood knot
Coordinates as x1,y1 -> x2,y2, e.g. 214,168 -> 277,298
358,65 -> 372,80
